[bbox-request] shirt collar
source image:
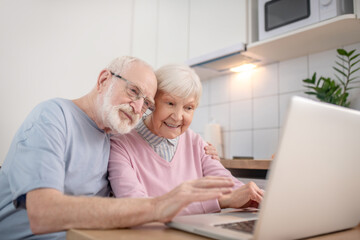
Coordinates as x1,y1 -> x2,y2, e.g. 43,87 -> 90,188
136,118 -> 178,147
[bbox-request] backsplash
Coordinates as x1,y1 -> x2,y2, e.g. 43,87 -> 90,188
190,42 -> 360,160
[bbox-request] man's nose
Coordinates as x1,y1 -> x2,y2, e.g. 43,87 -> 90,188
130,98 -> 144,115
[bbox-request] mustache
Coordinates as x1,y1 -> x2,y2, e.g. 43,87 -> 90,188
114,104 -> 140,123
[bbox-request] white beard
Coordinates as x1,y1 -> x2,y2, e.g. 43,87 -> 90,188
101,83 -> 140,134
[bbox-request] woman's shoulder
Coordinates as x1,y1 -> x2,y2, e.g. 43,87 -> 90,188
110,129 -> 142,146
182,128 -> 205,145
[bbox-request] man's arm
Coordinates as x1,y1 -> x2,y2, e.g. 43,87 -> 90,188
26,176 -> 234,234
204,142 -> 220,161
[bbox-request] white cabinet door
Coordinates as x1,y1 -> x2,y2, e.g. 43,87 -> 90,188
132,0 -> 158,67
157,0 -> 190,67
189,0 -> 247,58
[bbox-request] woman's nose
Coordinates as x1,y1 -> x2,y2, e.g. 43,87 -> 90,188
171,108 -> 183,120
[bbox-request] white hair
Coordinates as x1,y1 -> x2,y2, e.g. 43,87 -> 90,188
155,64 -> 202,106
107,56 -> 153,76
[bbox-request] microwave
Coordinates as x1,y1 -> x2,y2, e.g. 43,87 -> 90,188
258,0 -> 354,41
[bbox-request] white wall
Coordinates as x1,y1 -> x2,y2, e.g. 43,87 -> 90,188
1,1 -> 359,165
190,42 -> 360,159
0,0 -> 134,164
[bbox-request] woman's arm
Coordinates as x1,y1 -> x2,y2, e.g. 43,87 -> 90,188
200,138 -> 264,208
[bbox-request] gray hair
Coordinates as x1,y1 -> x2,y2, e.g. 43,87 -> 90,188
155,64 -> 202,106
107,56 -> 153,76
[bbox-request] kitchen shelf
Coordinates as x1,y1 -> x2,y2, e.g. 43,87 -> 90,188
220,159 -> 272,179
247,14 -> 360,64
220,159 -> 271,170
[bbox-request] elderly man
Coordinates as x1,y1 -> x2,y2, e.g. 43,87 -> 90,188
0,56 -> 234,239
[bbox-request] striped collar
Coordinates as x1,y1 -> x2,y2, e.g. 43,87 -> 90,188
136,118 -> 179,147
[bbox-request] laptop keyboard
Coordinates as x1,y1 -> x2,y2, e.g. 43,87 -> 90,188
214,220 -> 257,234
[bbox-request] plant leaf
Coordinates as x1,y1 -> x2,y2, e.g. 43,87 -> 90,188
307,86 -> 318,90
348,76 -> 360,82
350,68 -> 360,75
347,85 -> 360,90
303,78 -> 315,84
350,53 -> 360,61
337,48 -> 347,56
334,74 -> 346,86
335,88 -> 342,95
303,48 -> 359,107
333,67 -> 347,77
347,49 -> 355,56
334,61 -> 348,71
336,56 -> 347,63
351,59 -> 360,68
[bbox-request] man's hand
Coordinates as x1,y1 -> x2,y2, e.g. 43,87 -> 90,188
204,142 -> 220,161
218,181 -> 264,209
152,176 -> 234,222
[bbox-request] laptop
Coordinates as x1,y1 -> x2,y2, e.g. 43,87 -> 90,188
167,96 -> 360,240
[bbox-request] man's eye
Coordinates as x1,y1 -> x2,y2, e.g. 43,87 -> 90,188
129,86 -> 140,96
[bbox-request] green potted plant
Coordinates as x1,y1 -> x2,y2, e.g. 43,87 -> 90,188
302,48 -> 360,107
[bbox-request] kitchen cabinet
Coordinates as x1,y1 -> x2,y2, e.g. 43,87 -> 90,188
132,0 -> 158,66
247,14 -> 360,65
157,0 -> 189,67
188,0 -> 247,59
132,0 -> 249,68
185,0 -> 360,80
132,0 -> 189,68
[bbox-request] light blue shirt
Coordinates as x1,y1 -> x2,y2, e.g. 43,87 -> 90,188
136,119 -> 179,162
0,98 -> 111,240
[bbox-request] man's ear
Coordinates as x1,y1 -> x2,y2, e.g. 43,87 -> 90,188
97,69 -> 111,92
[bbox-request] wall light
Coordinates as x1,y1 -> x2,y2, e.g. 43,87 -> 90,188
230,64 -> 256,72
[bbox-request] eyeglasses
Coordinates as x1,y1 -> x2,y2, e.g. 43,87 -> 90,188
110,71 -> 155,113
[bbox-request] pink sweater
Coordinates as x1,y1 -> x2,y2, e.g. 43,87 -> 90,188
108,128 -> 243,215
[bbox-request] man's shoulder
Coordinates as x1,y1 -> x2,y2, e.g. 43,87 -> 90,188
35,98 -> 71,110
32,98 -> 65,113
35,98 -> 83,118
26,98 -> 78,129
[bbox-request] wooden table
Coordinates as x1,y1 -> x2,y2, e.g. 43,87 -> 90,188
220,159 -> 272,179
67,223 -> 209,240
67,223 -> 360,240
220,159 -> 271,170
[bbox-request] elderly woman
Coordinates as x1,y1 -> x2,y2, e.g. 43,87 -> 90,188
108,64 -> 263,215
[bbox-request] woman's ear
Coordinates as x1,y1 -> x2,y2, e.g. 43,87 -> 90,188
97,69 -> 111,92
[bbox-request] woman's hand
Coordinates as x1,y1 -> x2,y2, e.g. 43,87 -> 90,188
153,176 -> 234,223
204,142 -> 220,161
218,181 -> 264,209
